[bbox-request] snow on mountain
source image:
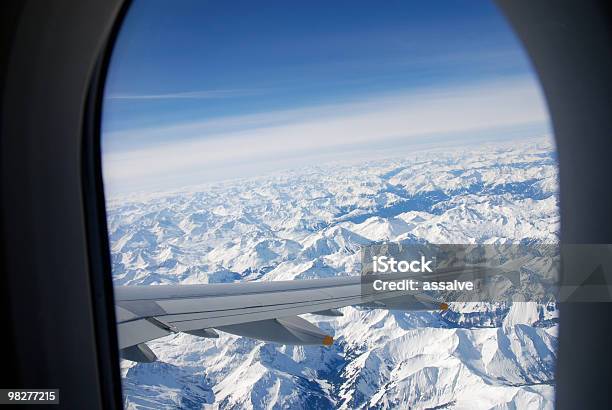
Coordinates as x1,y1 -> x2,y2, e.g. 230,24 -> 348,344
121,360 -> 215,409
107,136 -> 559,409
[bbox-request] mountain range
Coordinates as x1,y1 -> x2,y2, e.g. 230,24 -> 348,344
107,137 -> 559,409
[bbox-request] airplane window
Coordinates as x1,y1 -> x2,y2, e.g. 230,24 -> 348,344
101,1 -> 558,408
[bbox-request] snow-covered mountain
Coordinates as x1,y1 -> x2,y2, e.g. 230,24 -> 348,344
107,136 -> 559,409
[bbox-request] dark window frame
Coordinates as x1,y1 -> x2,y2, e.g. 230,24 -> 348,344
1,0 -> 611,408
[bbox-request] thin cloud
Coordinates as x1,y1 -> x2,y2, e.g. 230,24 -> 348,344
107,89 -> 260,100
103,75 -> 551,194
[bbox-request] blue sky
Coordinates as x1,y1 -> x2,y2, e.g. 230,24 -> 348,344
102,0 -> 550,194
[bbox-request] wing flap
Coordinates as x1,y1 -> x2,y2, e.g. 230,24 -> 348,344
117,318 -> 171,349
159,295 -> 365,332
217,316 -> 333,346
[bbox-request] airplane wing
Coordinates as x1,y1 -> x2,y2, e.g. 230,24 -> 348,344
115,275 -> 449,362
